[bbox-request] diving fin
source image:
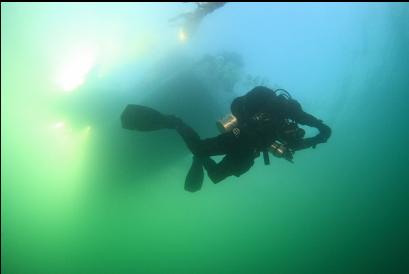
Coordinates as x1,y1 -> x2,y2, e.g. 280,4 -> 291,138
121,104 -> 175,131
184,156 -> 204,192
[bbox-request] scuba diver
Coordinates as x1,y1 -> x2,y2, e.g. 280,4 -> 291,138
121,86 -> 331,192
169,2 -> 227,39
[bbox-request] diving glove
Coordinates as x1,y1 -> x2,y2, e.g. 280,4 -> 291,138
315,123 -> 332,144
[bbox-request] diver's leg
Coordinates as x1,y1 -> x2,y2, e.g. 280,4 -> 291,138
166,115 -> 201,153
168,115 -> 238,157
202,154 -> 255,184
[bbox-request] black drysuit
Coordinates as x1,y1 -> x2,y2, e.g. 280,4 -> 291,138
173,86 -> 331,183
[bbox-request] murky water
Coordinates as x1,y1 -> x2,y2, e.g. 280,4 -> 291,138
2,3 -> 409,274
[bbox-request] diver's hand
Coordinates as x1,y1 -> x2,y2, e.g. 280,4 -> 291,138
288,123 -> 331,151
290,137 -> 318,151
315,123 -> 331,144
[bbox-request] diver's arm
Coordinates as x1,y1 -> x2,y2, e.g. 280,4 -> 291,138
290,137 -> 323,151
286,99 -> 331,147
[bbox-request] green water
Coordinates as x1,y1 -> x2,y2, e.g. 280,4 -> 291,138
2,3 -> 409,274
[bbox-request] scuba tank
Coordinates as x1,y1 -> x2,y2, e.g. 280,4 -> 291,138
269,119 -> 306,163
216,113 -> 238,133
269,141 -> 294,163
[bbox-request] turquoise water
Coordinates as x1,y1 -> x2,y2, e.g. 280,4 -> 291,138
2,3 -> 409,274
